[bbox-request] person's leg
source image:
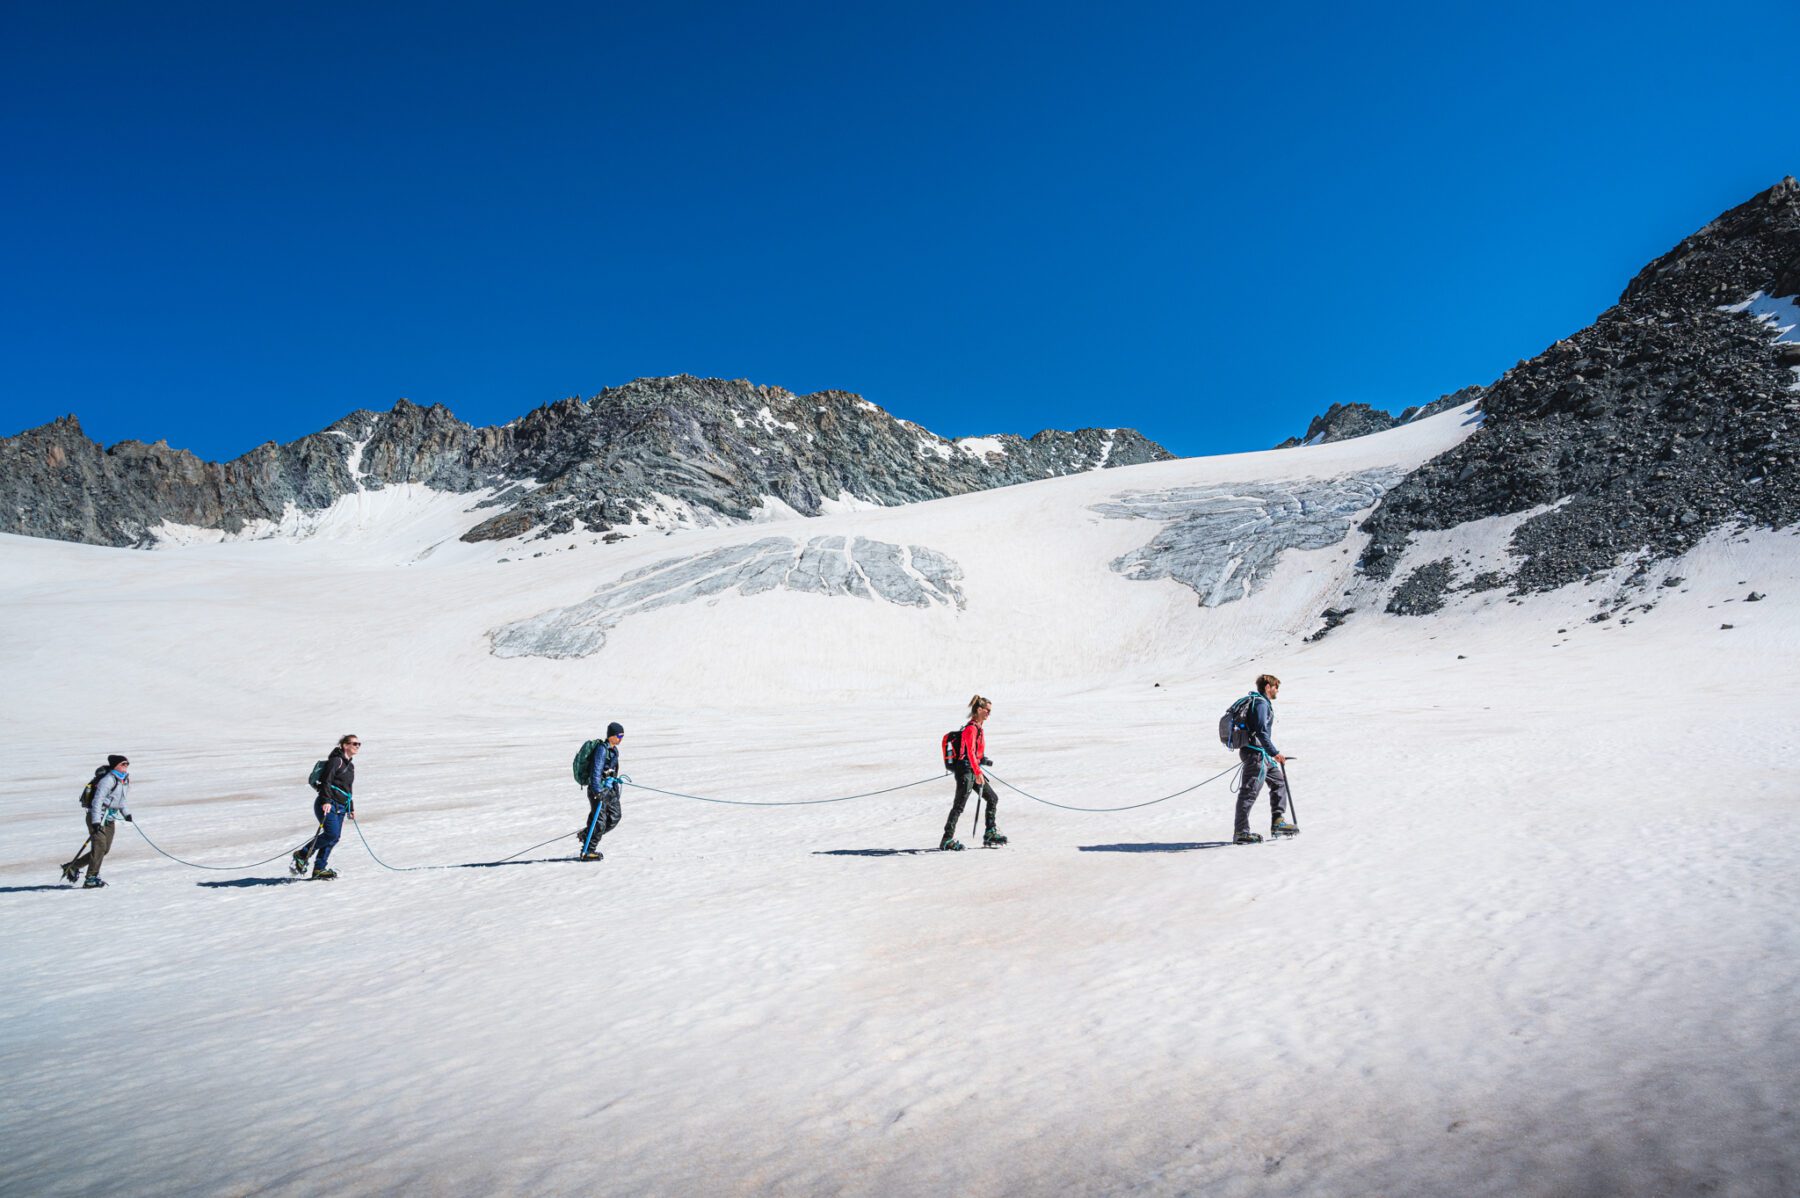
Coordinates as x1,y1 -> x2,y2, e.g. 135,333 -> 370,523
69,828 -> 100,873
1234,750 -> 1266,840
297,798 -> 328,863
86,823 -> 115,878
313,804 -> 344,870
1265,760 -> 1292,830
581,789 -> 605,853
601,790 -> 622,837
981,780 -> 1006,843
942,771 -> 972,844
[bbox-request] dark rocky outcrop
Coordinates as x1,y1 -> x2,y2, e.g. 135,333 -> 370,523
1358,177 -> 1800,598
1275,388 -> 1480,449
0,377 -> 1172,547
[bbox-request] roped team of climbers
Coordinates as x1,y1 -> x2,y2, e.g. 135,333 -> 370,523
56,674 -> 1297,886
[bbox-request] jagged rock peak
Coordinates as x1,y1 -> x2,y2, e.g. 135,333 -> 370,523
1276,388 -> 1481,449
0,376 -> 1175,548
1622,176 -> 1800,307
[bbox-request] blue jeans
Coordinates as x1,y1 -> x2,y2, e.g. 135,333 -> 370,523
304,799 -> 348,869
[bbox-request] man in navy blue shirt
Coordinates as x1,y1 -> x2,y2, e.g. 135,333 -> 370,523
582,723 -> 624,860
1234,675 -> 1297,844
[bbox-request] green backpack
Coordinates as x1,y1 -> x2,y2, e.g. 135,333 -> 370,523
572,739 -> 604,786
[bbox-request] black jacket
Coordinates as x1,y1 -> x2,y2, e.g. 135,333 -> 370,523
317,748 -> 356,812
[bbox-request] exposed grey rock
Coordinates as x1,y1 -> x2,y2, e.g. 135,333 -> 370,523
1275,388 -> 1481,449
489,535 -> 965,659
1385,559 -> 1456,615
0,378 -> 1173,548
1094,469 -> 1404,606
1304,607 -> 1354,642
1360,177 -> 1800,596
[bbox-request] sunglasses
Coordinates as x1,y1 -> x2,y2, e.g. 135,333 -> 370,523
345,741 -> 362,747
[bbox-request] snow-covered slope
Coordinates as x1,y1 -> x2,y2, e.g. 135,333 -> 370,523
3,404 -> 1796,1197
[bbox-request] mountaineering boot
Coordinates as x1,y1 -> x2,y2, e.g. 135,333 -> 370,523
1234,830 -> 1263,845
311,866 -> 339,880
580,849 -> 604,861
83,875 -> 107,888
983,826 -> 1009,847
939,836 -> 965,852
291,850 -> 310,876
60,862 -> 81,884
1271,818 -> 1299,838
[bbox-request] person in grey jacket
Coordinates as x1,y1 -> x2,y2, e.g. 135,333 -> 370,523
1234,675 -> 1297,845
62,754 -> 132,888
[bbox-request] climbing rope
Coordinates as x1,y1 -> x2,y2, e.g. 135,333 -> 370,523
986,763 -> 1241,812
353,817 -> 576,873
132,821 -> 313,871
125,763 -> 1250,877
620,774 -> 945,807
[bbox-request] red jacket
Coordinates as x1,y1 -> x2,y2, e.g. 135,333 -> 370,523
959,722 -> 986,782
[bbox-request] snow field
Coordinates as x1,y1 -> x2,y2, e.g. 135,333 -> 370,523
2,408 -> 1796,1196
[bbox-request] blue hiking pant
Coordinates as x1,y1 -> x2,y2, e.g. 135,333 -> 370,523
302,799 -> 348,869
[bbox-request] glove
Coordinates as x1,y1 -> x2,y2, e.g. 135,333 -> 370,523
123,814 -> 134,822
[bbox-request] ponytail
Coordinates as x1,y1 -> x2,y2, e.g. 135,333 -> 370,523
967,694 -> 991,722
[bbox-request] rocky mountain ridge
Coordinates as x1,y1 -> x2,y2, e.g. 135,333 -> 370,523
1274,388 -> 1482,448
0,376 -> 1172,548
1355,177 -> 1800,610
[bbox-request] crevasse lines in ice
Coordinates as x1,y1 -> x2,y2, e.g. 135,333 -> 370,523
1093,468 -> 1405,606
489,535 -> 965,658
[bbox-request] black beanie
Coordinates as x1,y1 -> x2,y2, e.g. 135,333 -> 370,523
106,754 -> 128,769
606,722 -> 624,738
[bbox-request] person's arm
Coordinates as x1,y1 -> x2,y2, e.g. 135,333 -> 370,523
1250,698 -> 1282,758
88,774 -> 115,826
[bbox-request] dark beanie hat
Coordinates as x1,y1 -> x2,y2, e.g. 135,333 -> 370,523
606,722 -> 624,738
107,754 -> 128,769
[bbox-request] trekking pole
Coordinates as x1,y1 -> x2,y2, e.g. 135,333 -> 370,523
1284,762 -> 1300,832
581,787 -> 606,857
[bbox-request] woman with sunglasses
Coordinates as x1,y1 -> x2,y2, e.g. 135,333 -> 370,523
293,734 -> 359,880
62,754 -> 132,888
941,696 -> 1005,851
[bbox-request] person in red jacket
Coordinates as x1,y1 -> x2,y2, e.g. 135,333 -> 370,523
941,694 -> 1006,850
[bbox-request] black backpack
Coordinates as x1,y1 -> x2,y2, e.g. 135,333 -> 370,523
77,765 -> 107,806
1219,694 -> 1262,751
940,729 -> 967,771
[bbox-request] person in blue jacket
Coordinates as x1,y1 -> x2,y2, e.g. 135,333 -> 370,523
1234,675 -> 1298,844
581,723 -> 624,861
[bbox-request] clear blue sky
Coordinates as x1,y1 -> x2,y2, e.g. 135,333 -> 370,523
3,1 -> 1795,460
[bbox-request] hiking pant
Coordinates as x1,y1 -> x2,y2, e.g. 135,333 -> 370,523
944,769 -> 999,840
300,799 -> 348,870
67,822 -> 115,879
584,785 -> 621,849
1235,749 -> 1289,837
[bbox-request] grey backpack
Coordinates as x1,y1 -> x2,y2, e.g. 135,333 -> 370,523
1218,694 -> 1260,751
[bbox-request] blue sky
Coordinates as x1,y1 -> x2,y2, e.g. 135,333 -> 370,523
3,1 -> 1795,460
